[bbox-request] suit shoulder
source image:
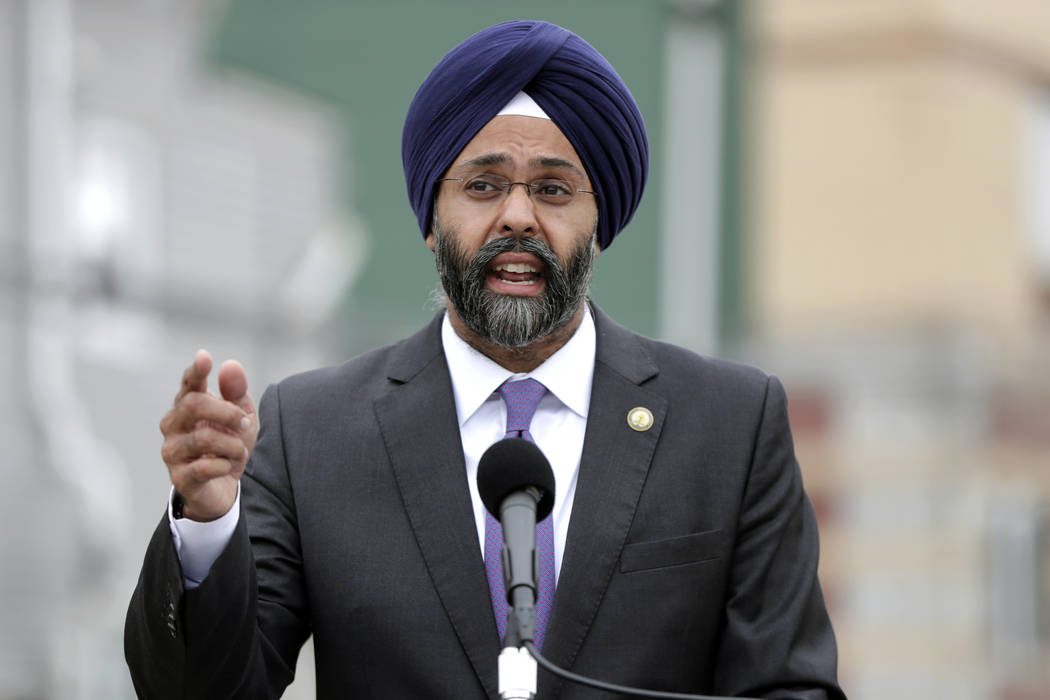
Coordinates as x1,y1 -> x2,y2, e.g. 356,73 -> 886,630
276,345 -> 395,393
625,334 -> 790,447
636,334 -> 773,393
265,320 -> 444,407
592,304 -> 773,399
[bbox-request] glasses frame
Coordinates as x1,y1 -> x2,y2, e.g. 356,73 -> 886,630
436,176 -> 597,203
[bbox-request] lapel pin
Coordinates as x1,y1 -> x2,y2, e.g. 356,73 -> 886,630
627,407 -> 654,432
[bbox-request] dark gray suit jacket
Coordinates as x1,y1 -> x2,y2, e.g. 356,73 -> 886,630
125,305 -> 844,699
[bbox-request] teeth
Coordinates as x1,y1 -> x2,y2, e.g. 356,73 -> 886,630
495,263 -> 537,273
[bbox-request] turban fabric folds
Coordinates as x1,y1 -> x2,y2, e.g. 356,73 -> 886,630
402,20 -> 649,250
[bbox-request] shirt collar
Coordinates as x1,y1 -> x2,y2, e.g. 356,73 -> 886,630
441,305 -> 596,426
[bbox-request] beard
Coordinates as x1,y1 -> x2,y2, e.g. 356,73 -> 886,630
433,223 -> 596,348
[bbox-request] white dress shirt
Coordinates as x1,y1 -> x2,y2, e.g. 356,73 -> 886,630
171,308 -> 595,588
441,308 -> 594,581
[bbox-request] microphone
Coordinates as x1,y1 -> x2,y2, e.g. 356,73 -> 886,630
477,438 -> 555,700
477,438 -> 555,641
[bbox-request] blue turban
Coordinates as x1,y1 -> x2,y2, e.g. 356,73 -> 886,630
402,20 -> 649,250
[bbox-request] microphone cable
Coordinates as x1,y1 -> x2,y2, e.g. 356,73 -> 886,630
522,641 -> 760,700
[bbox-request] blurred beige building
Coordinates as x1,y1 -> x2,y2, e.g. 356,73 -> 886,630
748,2 -> 1050,698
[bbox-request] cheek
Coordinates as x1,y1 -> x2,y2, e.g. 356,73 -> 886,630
544,213 -> 598,257
453,221 -> 500,254
436,202 -> 491,242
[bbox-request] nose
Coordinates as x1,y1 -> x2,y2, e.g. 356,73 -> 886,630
504,182 -> 533,198
496,181 -> 538,236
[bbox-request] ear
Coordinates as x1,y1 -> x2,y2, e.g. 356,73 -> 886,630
426,201 -> 440,252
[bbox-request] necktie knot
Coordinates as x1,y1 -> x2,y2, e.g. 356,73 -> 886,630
498,378 -> 546,438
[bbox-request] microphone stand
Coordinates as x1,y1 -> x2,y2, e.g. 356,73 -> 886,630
497,487 -> 543,700
498,609 -> 536,700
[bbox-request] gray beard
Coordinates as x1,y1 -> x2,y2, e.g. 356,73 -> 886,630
433,226 -> 595,348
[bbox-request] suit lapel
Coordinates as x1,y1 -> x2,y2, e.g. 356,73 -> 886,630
373,315 -> 499,699
541,304 -> 668,684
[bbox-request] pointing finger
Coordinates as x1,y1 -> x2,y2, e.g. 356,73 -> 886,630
175,349 -> 213,404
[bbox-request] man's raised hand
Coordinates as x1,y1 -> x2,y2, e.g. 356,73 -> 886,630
159,349 -> 258,521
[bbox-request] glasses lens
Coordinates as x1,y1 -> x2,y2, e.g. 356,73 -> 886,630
530,179 -> 574,205
462,174 -> 508,200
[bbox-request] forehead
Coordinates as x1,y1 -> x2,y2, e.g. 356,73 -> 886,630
450,115 -> 586,174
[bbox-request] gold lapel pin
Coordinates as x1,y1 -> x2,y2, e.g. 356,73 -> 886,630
627,407 -> 654,432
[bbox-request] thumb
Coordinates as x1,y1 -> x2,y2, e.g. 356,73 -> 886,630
218,359 -> 253,413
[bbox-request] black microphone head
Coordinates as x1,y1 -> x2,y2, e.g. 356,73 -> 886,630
477,438 -> 555,521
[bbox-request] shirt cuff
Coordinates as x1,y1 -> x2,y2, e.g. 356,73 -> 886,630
167,484 -> 240,590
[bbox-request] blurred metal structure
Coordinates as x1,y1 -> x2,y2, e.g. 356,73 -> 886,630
659,0 -> 729,355
1,0 -> 350,696
987,490 -> 1048,676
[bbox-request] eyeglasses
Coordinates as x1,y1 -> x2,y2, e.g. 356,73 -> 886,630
436,174 -> 597,207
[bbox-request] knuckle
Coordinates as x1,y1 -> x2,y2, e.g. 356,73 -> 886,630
200,428 -> 216,448
181,392 -> 204,411
169,464 -> 191,490
190,429 -> 213,453
191,458 -> 226,482
217,407 -> 237,427
188,459 -> 209,482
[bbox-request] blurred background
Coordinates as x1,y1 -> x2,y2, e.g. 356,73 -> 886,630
1,0 -> 1048,698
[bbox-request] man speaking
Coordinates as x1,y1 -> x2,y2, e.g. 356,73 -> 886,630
125,20 -> 844,699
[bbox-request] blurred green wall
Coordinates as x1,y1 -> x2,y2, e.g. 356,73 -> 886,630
207,1 -> 667,352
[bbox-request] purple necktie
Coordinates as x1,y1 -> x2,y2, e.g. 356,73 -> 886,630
484,378 -> 556,650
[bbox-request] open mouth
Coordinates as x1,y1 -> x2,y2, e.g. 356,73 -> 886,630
486,254 -> 545,294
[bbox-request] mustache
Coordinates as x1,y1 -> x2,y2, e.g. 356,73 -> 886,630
466,236 -> 561,273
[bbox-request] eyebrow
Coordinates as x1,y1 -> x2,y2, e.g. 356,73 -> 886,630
456,153 -> 509,170
453,152 -> 586,178
531,156 -> 585,178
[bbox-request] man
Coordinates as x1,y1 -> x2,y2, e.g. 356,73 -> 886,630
126,20 -> 844,699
